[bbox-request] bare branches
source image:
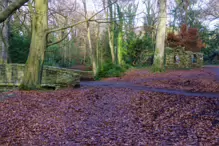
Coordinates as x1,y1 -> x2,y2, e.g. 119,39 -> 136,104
46,0 -> 117,35
47,29 -> 72,47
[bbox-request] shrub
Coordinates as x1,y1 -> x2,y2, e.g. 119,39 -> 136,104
97,62 -> 128,78
126,34 -> 154,65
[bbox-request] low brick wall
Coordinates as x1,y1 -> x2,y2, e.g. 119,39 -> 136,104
0,64 -> 80,88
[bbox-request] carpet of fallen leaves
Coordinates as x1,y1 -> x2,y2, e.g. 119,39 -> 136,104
1,68 -> 219,145
104,68 -> 219,92
0,87 -> 219,145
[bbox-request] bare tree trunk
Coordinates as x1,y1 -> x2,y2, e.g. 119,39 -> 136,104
102,0 -> 116,64
84,40 -> 87,64
153,0 -> 167,72
0,0 -> 9,64
117,4 -> 124,65
87,22 -> 97,76
21,0 -> 48,89
95,22 -> 100,71
82,0 -> 98,76
108,0 -> 115,64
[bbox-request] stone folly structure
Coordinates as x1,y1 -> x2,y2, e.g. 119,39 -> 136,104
0,64 -> 80,89
137,47 -> 203,68
165,47 -> 203,69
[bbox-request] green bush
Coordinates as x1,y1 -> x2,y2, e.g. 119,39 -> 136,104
97,62 -> 128,78
126,34 -> 154,65
200,28 -> 219,62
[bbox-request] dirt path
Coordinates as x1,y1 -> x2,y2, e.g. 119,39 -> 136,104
81,67 -> 219,98
81,81 -> 219,98
0,67 -> 219,145
205,65 -> 219,81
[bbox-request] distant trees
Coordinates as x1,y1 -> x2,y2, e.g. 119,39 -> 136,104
201,0 -> 219,21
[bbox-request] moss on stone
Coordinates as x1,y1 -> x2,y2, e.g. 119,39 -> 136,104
0,64 -> 81,89
165,47 -> 203,69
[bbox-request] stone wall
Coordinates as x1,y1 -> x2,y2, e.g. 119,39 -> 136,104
165,47 -> 203,69
137,50 -> 154,66
0,64 -> 80,88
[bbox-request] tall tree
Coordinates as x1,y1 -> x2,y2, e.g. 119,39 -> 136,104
201,0 -> 219,21
117,4 -> 124,65
20,0 -> 113,89
107,0 -> 116,64
82,0 -> 98,76
143,0 -> 158,36
21,0 -> 48,89
153,0 -> 167,71
0,0 -> 9,63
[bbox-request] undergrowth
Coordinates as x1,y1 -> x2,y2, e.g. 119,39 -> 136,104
96,62 -> 131,79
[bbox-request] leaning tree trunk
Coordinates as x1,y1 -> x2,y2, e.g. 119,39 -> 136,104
21,0 -> 48,89
153,0 -> 167,72
0,0 -> 9,64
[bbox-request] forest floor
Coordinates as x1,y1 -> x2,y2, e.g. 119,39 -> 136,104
0,67 -> 219,145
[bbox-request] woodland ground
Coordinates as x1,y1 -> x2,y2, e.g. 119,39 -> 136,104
0,67 -> 219,145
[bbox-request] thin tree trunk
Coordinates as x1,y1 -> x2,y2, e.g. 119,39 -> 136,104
117,4 -> 124,65
82,0 -> 97,76
108,24 -> 115,64
108,0 -> 115,64
87,22 -> 97,76
21,0 -> 48,89
84,40 -> 87,64
95,22 -> 100,71
153,0 -> 167,71
184,0 -> 190,26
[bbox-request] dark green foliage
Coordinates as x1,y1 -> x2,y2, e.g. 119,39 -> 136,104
44,41 -> 77,68
9,33 -> 30,63
44,45 -> 62,67
97,62 -> 129,78
200,28 -> 219,64
126,34 -> 154,65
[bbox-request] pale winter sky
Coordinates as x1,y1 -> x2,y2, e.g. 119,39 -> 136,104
85,0 -> 147,26
78,0 -> 218,29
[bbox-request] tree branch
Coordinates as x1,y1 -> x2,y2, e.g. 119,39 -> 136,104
47,29 -> 72,47
0,0 -> 29,23
46,0 -> 117,35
